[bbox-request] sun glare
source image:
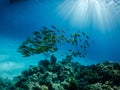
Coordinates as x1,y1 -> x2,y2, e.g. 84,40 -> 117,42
57,0 -> 119,32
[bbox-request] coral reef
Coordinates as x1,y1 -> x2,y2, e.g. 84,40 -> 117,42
0,78 -> 14,90
1,56 -> 120,90
1,26 -> 120,89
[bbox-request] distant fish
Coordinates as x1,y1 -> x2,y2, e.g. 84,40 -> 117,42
82,55 -> 85,58
61,29 -> 65,33
77,34 -> 80,37
51,25 -> 57,30
82,32 -> 85,36
84,40 -> 88,43
69,49 -> 72,52
33,31 -> 41,38
33,31 -> 40,34
42,26 -> 48,30
80,45 -> 83,48
72,52 -> 77,57
79,38 -> 82,42
86,36 -> 89,39
77,51 -> 81,55
51,25 -> 61,32
83,42 -> 86,45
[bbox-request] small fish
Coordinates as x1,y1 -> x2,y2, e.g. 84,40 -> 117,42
86,36 -> 89,39
33,37 -> 37,41
79,39 -> 82,42
33,31 -> 41,38
51,25 -> 57,30
37,36 -> 42,39
69,49 -> 72,52
57,35 -> 63,39
51,25 -> 61,32
84,40 -> 88,43
77,51 -> 81,55
77,34 -> 80,37
26,37 -> 31,42
80,45 -> 83,48
33,31 -> 40,35
42,26 -> 48,30
72,52 -> 77,57
49,29 -> 54,32
83,42 -> 86,45
65,38 -> 71,43
82,32 -> 85,35
61,29 -> 65,33
82,55 -> 85,58
41,29 -> 49,35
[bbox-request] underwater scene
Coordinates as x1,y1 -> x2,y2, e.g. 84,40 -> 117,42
0,0 -> 120,89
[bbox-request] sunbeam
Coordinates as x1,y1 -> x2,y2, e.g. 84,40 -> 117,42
57,0 -> 120,32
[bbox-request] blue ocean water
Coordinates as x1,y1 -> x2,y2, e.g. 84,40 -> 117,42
0,0 -> 120,79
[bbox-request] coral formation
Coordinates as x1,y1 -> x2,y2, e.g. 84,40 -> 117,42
1,56 -> 120,90
1,26 -> 119,90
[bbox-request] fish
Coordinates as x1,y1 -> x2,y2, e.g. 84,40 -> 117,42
86,35 -> 89,39
84,40 -> 88,43
57,35 -> 64,39
51,25 -> 57,30
80,45 -> 83,48
79,39 -> 82,42
77,51 -> 81,55
83,42 -> 86,45
72,52 -> 77,57
33,31 -> 41,38
69,49 -> 72,52
41,29 -> 49,35
51,25 -> 61,32
61,29 -> 65,33
42,26 -> 48,30
33,31 -> 40,35
26,37 -> 32,43
65,38 -> 71,43
71,38 -> 77,45
82,32 -> 85,35
79,55 -> 82,58
77,34 -> 80,37
82,55 -> 85,58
